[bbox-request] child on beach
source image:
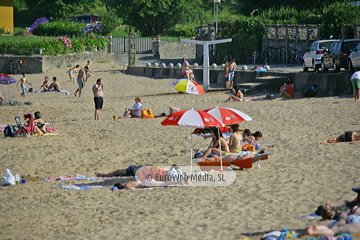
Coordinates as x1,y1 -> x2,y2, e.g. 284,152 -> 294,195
16,73 -> 32,97
65,65 -> 80,83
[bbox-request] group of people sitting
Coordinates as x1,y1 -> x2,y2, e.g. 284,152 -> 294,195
194,124 -> 264,161
39,76 -> 61,92
306,188 -> 360,236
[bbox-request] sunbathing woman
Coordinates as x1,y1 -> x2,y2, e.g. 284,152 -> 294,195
321,131 -> 360,143
229,123 -> 243,152
33,111 -> 46,134
119,97 -> 143,119
201,128 -> 230,160
39,76 -> 50,91
225,86 -> 244,102
243,130 -> 263,150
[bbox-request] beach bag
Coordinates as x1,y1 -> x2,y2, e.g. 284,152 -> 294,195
141,109 -> 154,119
4,125 -> 15,137
0,169 -> 16,186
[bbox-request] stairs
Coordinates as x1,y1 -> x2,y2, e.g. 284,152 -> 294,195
235,75 -> 289,94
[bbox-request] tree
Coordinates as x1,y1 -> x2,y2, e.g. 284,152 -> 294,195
110,0 -> 204,36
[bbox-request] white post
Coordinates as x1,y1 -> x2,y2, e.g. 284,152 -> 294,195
180,39 -> 232,92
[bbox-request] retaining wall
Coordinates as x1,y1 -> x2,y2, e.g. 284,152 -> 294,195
0,49 -> 108,74
126,66 -> 353,97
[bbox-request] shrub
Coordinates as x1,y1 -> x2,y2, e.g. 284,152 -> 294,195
101,11 -> 120,35
166,25 -> 195,38
14,31 -> 34,36
0,27 -> 4,34
32,22 -> 86,36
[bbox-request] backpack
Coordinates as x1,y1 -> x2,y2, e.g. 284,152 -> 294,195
303,84 -> 318,97
4,125 -> 15,137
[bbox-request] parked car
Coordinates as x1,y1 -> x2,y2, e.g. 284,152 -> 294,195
302,40 -> 335,72
347,42 -> 360,72
70,15 -> 101,23
321,39 -> 360,72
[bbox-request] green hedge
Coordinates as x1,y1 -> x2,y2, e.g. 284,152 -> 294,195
0,35 -> 110,55
32,22 -> 87,36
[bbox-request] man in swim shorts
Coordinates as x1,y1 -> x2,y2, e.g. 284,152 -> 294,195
74,66 -> 87,97
95,165 -> 143,177
92,78 -> 104,120
228,59 -> 237,89
350,71 -> 360,101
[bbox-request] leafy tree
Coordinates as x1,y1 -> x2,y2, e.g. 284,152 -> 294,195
321,1 -> 360,39
110,0 -> 205,36
101,11 -> 121,35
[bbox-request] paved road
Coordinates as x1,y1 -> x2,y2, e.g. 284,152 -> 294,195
112,53 -> 304,72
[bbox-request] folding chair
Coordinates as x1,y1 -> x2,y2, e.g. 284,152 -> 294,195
14,113 -> 35,137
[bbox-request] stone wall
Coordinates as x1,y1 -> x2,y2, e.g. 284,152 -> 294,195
159,41 -> 196,59
126,66 -> 352,97
0,49 -> 108,74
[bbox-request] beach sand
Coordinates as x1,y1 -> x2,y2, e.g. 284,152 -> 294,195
0,61 -> 360,240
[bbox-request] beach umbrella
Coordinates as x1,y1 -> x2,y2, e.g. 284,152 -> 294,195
203,106 -> 252,125
170,79 -> 205,109
0,74 -> 17,97
0,74 -> 17,85
203,106 -> 252,170
161,109 -> 223,173
29,17 -> 49,33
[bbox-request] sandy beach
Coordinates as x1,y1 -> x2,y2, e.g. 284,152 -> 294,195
1,60 -> 360,240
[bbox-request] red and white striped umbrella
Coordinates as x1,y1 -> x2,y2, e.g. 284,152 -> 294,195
161,108 -> 223,128
161,109 -> 223,173
203,106 -> 252,125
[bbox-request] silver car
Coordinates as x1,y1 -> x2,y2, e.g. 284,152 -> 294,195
348,42 -> 360,72
302,40 -> 335,72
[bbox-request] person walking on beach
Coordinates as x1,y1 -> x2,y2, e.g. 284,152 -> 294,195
228,59 -> 237,89
16,73 -> 32,97
85,60 -> 92,82
74,66 -> 88,97
92,78 -> 104,120
350,71 -> 360,101
65,65 -> 80,84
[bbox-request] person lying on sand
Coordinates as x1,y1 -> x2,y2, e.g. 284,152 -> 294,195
95,165 -> 143,177
306,214 -> 360,236
113,179 -> 187,190
320,131 -> 360,143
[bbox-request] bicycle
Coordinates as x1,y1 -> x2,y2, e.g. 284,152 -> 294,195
1,60 -> 22,74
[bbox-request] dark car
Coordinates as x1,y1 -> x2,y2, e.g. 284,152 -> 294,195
70,15 -> 100,23
321,39 -> 360,72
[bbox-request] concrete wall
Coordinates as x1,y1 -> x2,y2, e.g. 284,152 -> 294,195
126,66 -> 353,97
0,49 -> 108,74
153,41 -> 196,59
0,0 -> 14,33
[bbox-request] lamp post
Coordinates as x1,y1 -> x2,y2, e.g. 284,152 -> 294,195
214,0 -> 221,38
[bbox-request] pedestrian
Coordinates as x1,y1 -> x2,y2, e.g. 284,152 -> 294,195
16,73 -> 32,97
228,59 -> 237,89
350,71 -> 360,101
224,61 -> 230,89
85,60 -> 92,82
93,78 -> 104,120
74,65 -> 87,97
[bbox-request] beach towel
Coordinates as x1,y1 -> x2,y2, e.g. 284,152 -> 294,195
42,175 -> 114,181
55,184 -> 107,190
33,90 -> 69,93
298,212 -> 322,219
243,95 -> 273,102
